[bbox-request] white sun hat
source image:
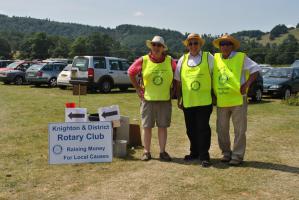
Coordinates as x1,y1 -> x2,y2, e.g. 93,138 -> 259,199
146,35 -> 168,51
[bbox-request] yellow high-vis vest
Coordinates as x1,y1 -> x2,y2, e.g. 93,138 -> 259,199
213,52 -> 245,107
142,55 -> 173,101
180,52 -> 212,108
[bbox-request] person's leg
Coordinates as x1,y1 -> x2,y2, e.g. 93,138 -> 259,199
197,104 -> 213,161
231,98 -> 248,162
183,107 -> 199,158
216,106 -> 232,159
156,101 -> 172,161
143,127 -> 152,153
158,127 -> 167,153
140,100 -> 155,160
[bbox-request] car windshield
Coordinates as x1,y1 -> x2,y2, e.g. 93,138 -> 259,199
266,68 -> 292,78
6,62 -> 20,68
63,65 -> 72,71
72,57 -> 88,71
29,63 -> 46,70
290,60 -> 299,68
261,68 -> 270,75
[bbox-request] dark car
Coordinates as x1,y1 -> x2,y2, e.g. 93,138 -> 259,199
26,62 -> 67,87
0,60 -> 13,68
247,71 -> 263,102
0,61 -> 36,85
263,64 -> 299,99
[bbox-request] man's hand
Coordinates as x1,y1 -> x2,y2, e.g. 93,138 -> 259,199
177,98 -> 183,110
240,82 -> 250,95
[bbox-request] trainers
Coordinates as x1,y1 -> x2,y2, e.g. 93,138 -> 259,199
200,160 -> 211,168
221,156 -> 231,163
184,154 -> 199,161
159,152 -> 172,162
229,159 -> 243,166
141,152 -> 152,161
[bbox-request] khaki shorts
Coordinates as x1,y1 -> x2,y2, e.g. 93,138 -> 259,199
140,100 -> 172,128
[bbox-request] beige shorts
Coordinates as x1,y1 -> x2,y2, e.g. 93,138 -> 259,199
140,100 -> 172,128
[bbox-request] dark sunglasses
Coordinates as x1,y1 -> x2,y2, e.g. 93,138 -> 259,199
152,43 -> 163,47
219,41 -> 233,46
188,42 -> 199,46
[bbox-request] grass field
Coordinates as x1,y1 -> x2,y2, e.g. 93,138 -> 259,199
0,84 -> 299,200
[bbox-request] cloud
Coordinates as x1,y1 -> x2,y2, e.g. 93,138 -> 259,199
286,24 -> 295,28
133,11 -> 144,17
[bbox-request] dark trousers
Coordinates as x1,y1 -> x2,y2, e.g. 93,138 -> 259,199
183,104 -> 213,161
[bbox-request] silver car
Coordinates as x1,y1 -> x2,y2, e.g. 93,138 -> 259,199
71,56 -> 131,93
26,62 -> 67,87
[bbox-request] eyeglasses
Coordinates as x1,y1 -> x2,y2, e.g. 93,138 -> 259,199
188,42 -> 199,46
219,41 -> 233,46
152,43 -> 163,47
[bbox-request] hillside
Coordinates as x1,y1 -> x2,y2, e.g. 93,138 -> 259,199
258,28 -> 299,45
0,14 -> 185,55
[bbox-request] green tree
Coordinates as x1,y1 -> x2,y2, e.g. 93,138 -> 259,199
49,36 -> 70,58
0,37 -> 11,59
69,37 -> 88,57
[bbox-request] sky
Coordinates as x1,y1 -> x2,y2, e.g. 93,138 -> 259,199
0,0 -> 298,36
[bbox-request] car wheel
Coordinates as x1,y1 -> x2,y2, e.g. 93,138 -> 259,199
100,80 -> 112,93
119,86 -> 128,91
283,88 -> 291,99
48,78 -> 57,87
252,88 -> 262,102
14,76 -> 23,85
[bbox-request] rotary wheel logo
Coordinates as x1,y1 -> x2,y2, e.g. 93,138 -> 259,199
53,145 -> 63,155
153,76 -> 163,85
219,74 -> 229,85
191,81 -> 200,91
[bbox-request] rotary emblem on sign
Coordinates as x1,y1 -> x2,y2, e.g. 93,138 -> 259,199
53,145 -> 63,155
153,76 -> 163,85
191,81 -> 200,91
219,74 -> 229,85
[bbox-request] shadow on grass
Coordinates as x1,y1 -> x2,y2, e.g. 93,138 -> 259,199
248,99 -> 273,104
211,159 -> 299,174
242,161 -> 299,174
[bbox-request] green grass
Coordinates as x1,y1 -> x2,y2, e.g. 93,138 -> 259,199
0,85 -> 299,200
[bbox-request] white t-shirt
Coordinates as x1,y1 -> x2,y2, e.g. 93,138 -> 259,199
175,51 -> 261,85
174,51 -> 214,81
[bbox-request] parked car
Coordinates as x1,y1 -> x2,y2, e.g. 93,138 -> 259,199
247,71 -> 263,102
0,60 -> 13,68
0,61 -> 36,85
43,58 -> 73,64
57,64 -> 72,89
26,62 -> 67,87
263,64 -> 299,99
71,56 -> 132,93
259,64 -> 273,77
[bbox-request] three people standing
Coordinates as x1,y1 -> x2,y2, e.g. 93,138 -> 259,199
128,34 -> 260,166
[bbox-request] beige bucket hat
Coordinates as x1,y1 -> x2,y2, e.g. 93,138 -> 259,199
183,33 -> 205,47
212,34 -> 240,50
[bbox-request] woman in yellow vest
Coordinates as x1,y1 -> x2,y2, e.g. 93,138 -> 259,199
128,36 -> 177,161
212,34 -> 261,166
175,33 -> 214,167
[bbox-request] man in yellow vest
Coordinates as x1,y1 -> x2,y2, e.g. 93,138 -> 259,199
128,36 -> 176,161
212,34 -> 261,166
175,33 -> 214,167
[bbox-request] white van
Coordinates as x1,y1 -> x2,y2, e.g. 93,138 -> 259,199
71,56 -> 132,93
